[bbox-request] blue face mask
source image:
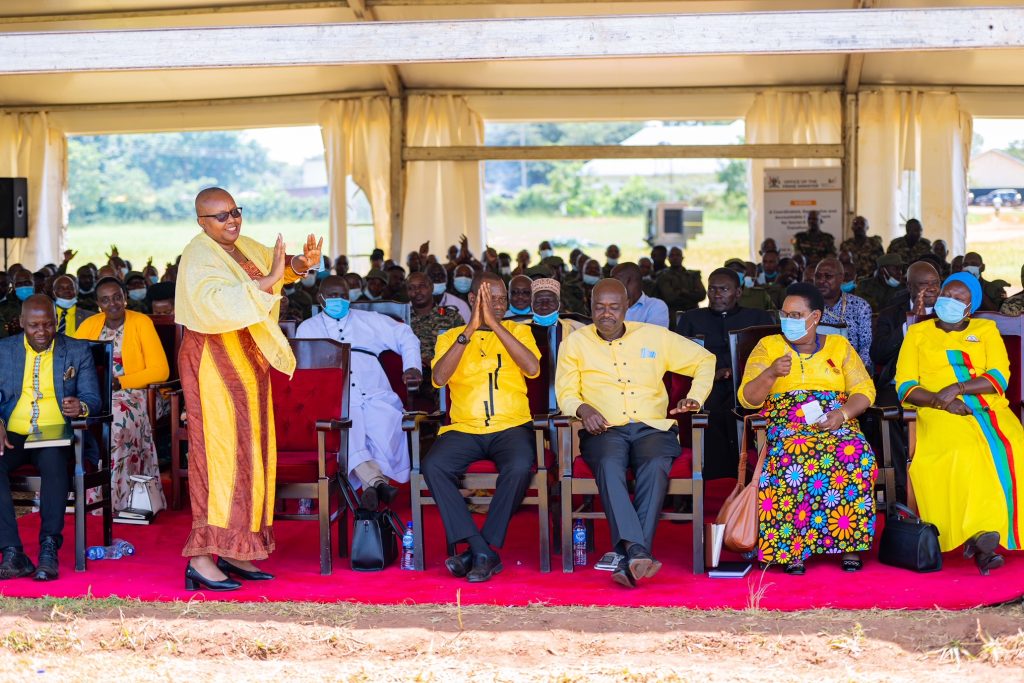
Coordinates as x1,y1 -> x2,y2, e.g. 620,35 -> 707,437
148,276 -> 159,286
316,268 -> 331,281
885,276 -> 901,289
453,277 -> 472,294
128,288 -> 147,302
840,281 -> 856,293
347,288 -> 363,302
780,316 -> 809,342
508,305 -> 531,316
532,310 -> 559,327
55,297 -> 77,310
582,274 -> 600,286
934,296 -> 968,324
432,282 -> 447,297
963,265 -> 981,278
15,285 -> 34,301
323,297 -> 351,320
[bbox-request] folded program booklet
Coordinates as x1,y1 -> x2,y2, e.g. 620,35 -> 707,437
23,425 -> 73,450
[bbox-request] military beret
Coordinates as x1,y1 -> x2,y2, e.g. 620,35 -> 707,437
525,264 -> 553,278
724,258 -> 746,269
877,254 -> 903,267
365,268 -> 388,282
540,255 -> 565,268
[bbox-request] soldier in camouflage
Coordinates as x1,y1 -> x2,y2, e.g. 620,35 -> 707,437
886,218 -> 932,264
838,215 -> 885,280
963,252 -> 1009,312
406,272 -> 466,390
1000,264 -> 1024,316
654,246 -> 706,320
791,210 -> 837,265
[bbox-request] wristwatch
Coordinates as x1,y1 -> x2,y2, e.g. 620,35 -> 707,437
456,333 -> 470,345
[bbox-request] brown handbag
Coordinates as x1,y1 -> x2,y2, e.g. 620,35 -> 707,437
716,416 -> 768,553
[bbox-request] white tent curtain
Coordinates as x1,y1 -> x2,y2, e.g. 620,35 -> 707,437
857,90 -> 972,254
319,96 -> 391,258
402,95 -> 484,259
0,112 -> 66,269
746,91 -> 842,258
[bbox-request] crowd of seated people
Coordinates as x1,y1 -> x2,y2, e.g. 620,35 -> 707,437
0,208 -> 1022,585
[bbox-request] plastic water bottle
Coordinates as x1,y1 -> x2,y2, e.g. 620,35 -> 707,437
400,522 -> 415,570
573,519 -> 587,567
86,539 -> 135,561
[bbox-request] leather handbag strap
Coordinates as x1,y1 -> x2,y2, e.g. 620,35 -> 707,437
738,413 -> 764,483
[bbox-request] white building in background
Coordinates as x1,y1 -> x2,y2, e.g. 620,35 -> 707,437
579,120 -> 745,190
969,149 -> 1024,190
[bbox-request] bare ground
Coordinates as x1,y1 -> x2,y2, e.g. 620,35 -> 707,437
0,598 -> 1022,681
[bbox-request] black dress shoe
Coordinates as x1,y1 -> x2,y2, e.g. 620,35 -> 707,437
444,549 -> 474,578
360,481 -> 399,511
0,546 -> 35,580
611,557 -> 636,588
963,531 -> 1000,560
625,543 -> 661,581
466,553 -> 503,583
33,537 -> 59,582
185,563 -> 242,591
216,557 -> 274,581
375,482 -> 399,506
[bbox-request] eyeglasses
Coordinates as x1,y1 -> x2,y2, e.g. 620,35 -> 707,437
199,207 -> 243,222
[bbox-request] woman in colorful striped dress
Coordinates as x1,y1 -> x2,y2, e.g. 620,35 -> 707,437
896,272 -> 1023,575
175,187 -> 322,592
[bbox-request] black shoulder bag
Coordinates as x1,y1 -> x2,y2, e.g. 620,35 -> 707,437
878,503 -> 942,573
350,508 -> 403,572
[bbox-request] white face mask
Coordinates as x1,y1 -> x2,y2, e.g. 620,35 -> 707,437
301,273 -> 317,287
347,288 -> 363,302
539,249 -> 553,260
743,276 -> 755,289
606,258 -> 618,267
964,265 -> 981,278
499,266 -> 512,277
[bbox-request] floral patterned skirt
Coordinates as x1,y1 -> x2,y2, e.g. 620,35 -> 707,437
757,390 -> 877,564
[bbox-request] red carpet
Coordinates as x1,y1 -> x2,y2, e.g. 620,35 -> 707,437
2,480 -> 1022,610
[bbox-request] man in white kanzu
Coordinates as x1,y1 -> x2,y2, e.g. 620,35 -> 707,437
296,275 -> 421,509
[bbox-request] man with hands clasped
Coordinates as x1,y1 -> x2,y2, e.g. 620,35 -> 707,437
555,279 -> 715,588
422,272 -> 541,583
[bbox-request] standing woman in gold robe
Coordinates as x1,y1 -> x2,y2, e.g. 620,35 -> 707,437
175,187 -> 322,591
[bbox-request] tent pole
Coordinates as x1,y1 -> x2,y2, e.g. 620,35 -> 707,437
389,96 -> 405,260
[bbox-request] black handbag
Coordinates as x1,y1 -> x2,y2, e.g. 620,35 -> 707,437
350,508 -> 402,572
878,503 -> 942,573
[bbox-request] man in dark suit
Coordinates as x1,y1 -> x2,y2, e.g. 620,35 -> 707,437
869,261 -> 941,502
676,268 -> 775,479
0,294 -> 101,582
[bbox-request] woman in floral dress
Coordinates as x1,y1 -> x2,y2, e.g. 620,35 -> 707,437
76,277 -> 169,512
738,282 -> 877,574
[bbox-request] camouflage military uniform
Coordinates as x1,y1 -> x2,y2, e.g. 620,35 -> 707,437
980,278 -> 1009,312
641,277 -> 657,298
839,235 -> 885,279
560,276 -> 587,315
411,306 -> 466,370
854,276 -> 907,312
765,283 -> 787,311
654,266 -> 706,319
791,230 -> 836,262
738,286 -> 775,311
886,236 -> 932,264
1000,292 -> 1024,316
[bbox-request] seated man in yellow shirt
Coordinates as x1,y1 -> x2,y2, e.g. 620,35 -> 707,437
555,279 -> 715,588
0,295 -> 102,582
424,272 -> 541,583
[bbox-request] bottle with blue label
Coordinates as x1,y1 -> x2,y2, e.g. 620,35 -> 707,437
401,521 -> 415,570
573,519 -> 587,567
86,539 -> 135,561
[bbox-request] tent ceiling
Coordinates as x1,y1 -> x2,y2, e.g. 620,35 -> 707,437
1,0 -> 1023,109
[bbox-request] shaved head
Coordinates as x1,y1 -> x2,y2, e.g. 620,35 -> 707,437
195,186 -> 232,215
591,278 -> 628,340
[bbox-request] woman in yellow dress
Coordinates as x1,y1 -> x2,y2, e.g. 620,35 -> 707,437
895,272 -> 1023,575
739,282 -> 877,575
175,187 -> 322,592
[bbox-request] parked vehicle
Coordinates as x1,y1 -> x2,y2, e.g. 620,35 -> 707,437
976,189 -> 1022,207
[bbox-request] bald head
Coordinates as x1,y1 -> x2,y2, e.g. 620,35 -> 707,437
21,294 -> 57,351
195,187 -> 233,215
591,278 -> 628,339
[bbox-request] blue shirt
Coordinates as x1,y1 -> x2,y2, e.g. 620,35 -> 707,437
821,293 -> 873,368
625,293 -> 670,328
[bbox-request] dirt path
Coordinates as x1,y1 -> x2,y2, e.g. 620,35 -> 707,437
0,599 -> 1021,681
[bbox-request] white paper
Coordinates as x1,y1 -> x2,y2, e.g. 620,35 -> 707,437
801,400 -> 826,425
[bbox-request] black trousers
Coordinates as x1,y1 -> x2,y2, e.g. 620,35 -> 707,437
703,381 -> 739,480
867,384 -> 909,504
0,432 -> 71,550
421,424 -> 534,549
580,423 -> 680,553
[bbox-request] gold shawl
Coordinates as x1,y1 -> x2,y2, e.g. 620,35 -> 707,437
174,231 -> 296,376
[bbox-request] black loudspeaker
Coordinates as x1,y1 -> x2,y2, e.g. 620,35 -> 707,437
0,178 -> 28,239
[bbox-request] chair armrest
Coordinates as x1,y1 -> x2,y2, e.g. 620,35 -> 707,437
147,379 -> 181,391
865,405 -> 901,421
553,415 -> 580,477
71,414 -> 114,429
532,413 -> 559,430
551,415 -> 576,428
690,412 -> 709,429
315,418 -> 351,432
402,411 -> 439,432
903,408 -> 917,424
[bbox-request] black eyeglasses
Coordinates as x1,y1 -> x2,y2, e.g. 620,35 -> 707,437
199,207 -> 243,222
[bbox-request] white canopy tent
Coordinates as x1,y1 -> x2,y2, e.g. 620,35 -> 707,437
2,1 -> 1023,268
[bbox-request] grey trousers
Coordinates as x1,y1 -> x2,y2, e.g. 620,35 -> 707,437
580,422 -> 680,553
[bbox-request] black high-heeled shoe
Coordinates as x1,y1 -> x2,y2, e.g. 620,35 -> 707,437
185,563 -> 241,591
216,557 -> 275,581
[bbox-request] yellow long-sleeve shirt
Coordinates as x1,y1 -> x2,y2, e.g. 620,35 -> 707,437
555,322 -> 715,431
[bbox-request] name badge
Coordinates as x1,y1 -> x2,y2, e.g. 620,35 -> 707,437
640,347 -> 657,359
965,335 -> 980,343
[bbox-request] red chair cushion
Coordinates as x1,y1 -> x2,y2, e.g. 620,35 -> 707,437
571,448 -> 694,479
270,368 -> 345,452
276,450 -> 340,483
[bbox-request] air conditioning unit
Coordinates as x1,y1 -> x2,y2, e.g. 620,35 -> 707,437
645,202 -> 703,247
